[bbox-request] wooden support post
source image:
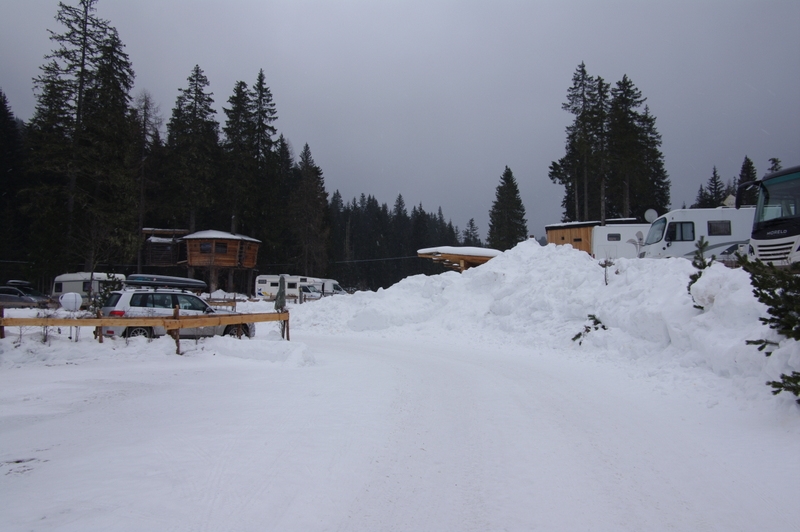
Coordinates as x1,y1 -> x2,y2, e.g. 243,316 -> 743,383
285,316 -> 290,341
172,306 -> 180,354
96,309 -> 103,343
0,307 -> 4,340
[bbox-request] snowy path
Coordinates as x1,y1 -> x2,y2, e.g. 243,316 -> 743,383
1,332 -> 798,531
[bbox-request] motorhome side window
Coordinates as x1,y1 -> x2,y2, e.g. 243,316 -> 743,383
54,282 -> 63,293
666,222 -> 694,242
257,279 -> 266,285
606,233 -> 621,242
707,220 -> 732,236
288,282 -> 297,289
82,281 -> 91,292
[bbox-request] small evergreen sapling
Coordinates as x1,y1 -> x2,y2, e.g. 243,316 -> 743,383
572,314 -> 607,345
738,255 -> 800,404
687,237 -> 713,309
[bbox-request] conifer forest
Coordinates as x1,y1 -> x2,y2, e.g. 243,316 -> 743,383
1,0 -> 772,294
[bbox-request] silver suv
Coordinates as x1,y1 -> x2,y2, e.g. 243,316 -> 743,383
101,288 -> 255,339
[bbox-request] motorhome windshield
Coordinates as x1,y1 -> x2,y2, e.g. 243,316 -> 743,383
644,218 -> 667,245
755,170 -> 800,228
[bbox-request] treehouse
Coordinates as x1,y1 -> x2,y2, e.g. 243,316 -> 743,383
182,230 -> 261,292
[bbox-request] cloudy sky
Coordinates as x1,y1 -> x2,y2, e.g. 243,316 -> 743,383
2,0 -> 798,240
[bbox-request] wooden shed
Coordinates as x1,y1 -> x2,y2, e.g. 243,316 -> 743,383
142,228 -> 189,267
183,230 -> 260,269
182,230 -> 261,293
545,221 -> 596,254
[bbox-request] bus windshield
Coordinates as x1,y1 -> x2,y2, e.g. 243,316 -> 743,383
756,170 -> 800,226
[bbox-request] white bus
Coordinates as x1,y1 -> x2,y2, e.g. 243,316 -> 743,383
736,165 -> 800,265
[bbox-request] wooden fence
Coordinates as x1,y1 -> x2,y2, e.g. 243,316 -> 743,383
0,308 -> 290,353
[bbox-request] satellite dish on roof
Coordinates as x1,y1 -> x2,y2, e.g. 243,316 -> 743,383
59,292 -> 82,311
644,209 -> 658,223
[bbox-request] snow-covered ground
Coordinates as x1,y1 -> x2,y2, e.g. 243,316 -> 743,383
2,241 -> 799,531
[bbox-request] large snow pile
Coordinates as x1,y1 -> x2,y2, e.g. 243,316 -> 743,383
291,240 -> 798,404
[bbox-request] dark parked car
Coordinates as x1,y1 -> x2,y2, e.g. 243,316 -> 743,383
0,282 -> 53,308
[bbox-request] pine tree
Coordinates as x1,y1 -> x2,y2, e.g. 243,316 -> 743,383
692,167 -> 725,208
291,144 -> 329,275
735,156 -> 759,206
222,79 -> 257,235
0,90 -> 25,263
561,62 -> 595,221
487,166 -> 528,251
166,65 -> 220,232
767,158 -> 782,174
608,74 -> 646,218
461,218 -> 482,247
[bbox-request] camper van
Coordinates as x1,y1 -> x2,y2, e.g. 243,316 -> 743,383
638,207 -> 755,259
320,279 -> 346,296
51,272 -> 126,307
255,274 -> 323,302
545,220 -> 650,259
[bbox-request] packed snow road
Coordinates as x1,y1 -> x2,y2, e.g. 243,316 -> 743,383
1,331 -> 797,531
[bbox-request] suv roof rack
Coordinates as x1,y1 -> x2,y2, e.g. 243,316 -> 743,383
124,274 -> 207,291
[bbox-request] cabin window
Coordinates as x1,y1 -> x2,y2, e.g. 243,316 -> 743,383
606,233 -> 621,242
215,242 -> 228,254
666,222 -> 694,242
54,282 -> 63,293
707,220 -> 732,236
199,243 -> 212,253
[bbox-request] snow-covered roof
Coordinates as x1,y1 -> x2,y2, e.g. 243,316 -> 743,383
416,246 -> 501,258
182,230 -> 261,243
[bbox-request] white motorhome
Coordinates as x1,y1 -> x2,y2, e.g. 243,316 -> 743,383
320,279 -> 345,296
51,272 -> 126,307
639,207 -> 755,259
255,274 -> 323,301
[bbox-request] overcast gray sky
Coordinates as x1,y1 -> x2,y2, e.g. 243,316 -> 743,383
2,0 -> 798,241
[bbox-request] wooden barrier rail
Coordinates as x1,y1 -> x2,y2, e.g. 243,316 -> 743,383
0,309 -> 290,353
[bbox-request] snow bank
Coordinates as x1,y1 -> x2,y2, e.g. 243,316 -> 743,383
291,240 -> 800,403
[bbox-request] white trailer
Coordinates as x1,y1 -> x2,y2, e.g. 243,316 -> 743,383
639,207 -> 755,259
255,274 -> 323,301
545,220 -> 650,259
591,224 -> 651,260
51,272 -> 126,307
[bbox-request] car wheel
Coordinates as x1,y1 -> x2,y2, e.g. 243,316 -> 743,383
125,326 -> 152,339
224,324 -> 249,337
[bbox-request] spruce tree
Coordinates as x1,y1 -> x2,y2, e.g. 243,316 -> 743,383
461,218 -> 482,247
736,156 -> 759,206
487,166 -> 528,251
608,74 -> 646,218
166,65 -> 220,232
291,144 -> 329,275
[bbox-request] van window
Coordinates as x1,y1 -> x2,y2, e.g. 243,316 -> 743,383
708,220 -> 732,236
666,222 -> 694,242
